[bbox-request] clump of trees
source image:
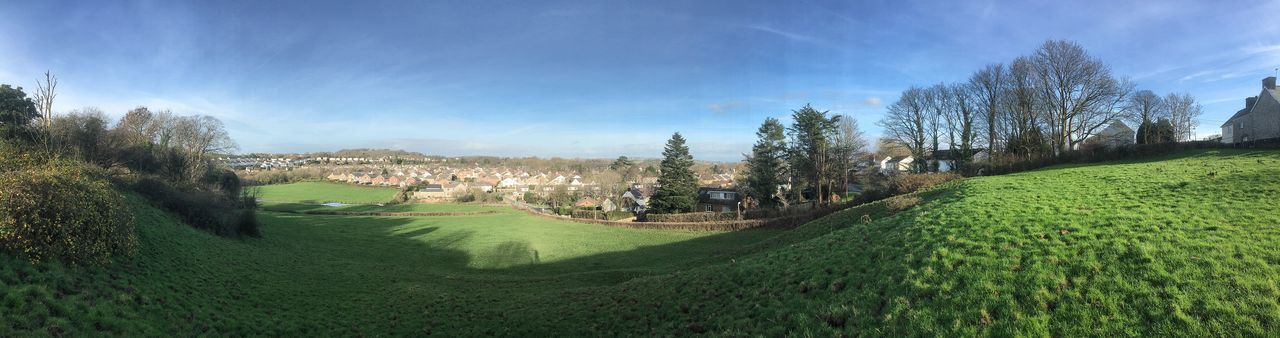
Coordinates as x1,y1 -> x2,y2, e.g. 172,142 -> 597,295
741,105 -> 868,209
878,39 -> 1202,172
0,76 -> 259,242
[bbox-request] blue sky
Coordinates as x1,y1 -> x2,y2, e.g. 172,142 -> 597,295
1,1 -> 1277,161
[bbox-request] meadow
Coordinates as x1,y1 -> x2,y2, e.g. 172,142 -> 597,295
3,149 -> 1279,335
252,181 -> 400,204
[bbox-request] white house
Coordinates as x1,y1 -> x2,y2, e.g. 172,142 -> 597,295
931,148 -> 988,173
879,156 -> 914,174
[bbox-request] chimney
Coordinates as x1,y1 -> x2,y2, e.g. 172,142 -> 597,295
1247,96 -> 1257,109
1266,76 -> 1277,90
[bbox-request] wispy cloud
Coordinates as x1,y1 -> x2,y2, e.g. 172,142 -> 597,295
708,101 -> 747,115
747,24 -> 826,46
863,96 -> 882,106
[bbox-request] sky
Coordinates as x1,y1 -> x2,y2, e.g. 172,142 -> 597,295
1,0 -> 1278,161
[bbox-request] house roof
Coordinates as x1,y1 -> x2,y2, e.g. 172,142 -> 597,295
420,184 -> 444,192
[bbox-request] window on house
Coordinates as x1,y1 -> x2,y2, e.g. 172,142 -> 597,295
705,205 -> 712,212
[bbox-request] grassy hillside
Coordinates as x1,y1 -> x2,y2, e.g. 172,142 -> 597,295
0,194 -> 780,335
529,149 -> 1280,335
253,182 -> 399,204
3,149 -> 1278,335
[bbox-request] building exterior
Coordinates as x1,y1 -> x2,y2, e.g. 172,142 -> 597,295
930,149 -> 989,173
1087,121 -> 1136,149
1222,77 -> 1279,143
696,187 -> 742,213
879,156 -> 914,175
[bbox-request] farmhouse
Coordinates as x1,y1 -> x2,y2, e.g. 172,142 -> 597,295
1222,76 -> 1279,143
696,187 -> 742,213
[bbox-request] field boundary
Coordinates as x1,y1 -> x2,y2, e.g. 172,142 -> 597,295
508,202 -> 847,231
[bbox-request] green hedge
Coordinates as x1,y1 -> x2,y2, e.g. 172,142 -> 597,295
644,212 -> 740,223
0,159 -> 137,265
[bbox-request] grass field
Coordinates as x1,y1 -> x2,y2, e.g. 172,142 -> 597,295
252,181 -> 399,204
3,149 -> 1279,335
259,201 -> 503,214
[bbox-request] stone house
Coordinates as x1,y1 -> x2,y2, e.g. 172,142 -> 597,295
1222,77 -> 1279,143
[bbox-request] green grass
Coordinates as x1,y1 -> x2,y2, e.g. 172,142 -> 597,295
259,201 -> 503,214
252,181 -> 399,204
3,149 -> 1279,335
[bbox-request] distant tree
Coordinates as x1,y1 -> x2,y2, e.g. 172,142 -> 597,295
1136,118 -> 1176,144
879,87 -> 929,172
787,104 -> 841,204
0,84 -> 39,142
943,83 -> 979,172
609,155 -> 637,185
832,115 -> 867,196
1127,90 -> 1165,144
969,63 -> 1007,160
648,132 -> 698,214
1029,40 -> 1132,153
743,118 -> 788,209
1163,92 -> 1201,141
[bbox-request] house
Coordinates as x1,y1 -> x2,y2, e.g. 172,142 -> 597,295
620,186 -> 653,213
370,175 -> 387,186
600,198 -> 618,212
574,197 -> 600,209
497,177 -> 522,188
1086,121 -> 1136,149
1222,76 -> 1279,143
696,187 -> 742,213
879,156 -> 914,174
930,148 -> 988,173
414,184 -> 449,200
386,176 -> 402,187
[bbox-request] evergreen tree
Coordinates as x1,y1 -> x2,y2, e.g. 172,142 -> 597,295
0,84 -> 39,142
787,105 -> 840,204
1136,118 -> 1176,144
743,118 -> 788,209
648,132 -> 698,214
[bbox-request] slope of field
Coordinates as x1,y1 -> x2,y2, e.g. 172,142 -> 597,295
252,181 -> 398,204
3,150 -> 1277,335
524,149 -> 1280,335
0,195 -> 780,335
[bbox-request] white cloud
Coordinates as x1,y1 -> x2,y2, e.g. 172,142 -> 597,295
863,96 -> 882,106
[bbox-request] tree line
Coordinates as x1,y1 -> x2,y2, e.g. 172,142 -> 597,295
878,39 -> 1202,173
0,76 -> 258,238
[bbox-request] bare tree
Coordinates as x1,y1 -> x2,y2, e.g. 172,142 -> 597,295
33,71 -> 57,130
832,114 -> 867,195
923,84 -> 948,171
1003,57 -> 1046,157
1029,40 -> 1130,153
878,87 -> 929,172
1164,92 -> 1202,141
969,64 -> 1007,158
1127,90 -> 1165,144
945,83 -> 979,172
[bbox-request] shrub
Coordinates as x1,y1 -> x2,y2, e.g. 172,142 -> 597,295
885,195 -> 921,211
126,174 -> 259,238
886,172 -> 960,195
645,212 -> 740,222
0,160 -> 137,264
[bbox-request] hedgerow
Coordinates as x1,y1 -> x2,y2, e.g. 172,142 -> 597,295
0,158 -> 137,264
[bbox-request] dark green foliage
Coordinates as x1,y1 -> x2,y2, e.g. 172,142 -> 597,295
744,118 -> 788,209
1005,126 -> 1051,157
126,173 -> 258,238
644,212 -> 739,222
1136,118 -> 1176,144
0,84 -> 39,142
648,132 -> 698,214
0,158 -> 136,265
787,105 -> 841,204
